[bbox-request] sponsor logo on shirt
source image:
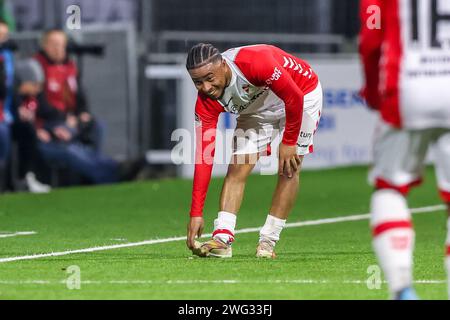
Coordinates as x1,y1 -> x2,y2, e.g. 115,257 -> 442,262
228,88 -> 269,114
300,131 -> 312,139
266,67 -> 282,85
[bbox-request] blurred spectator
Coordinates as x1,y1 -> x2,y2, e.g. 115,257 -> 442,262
0,19 -> 14,125
0,54 -> 8,191
34,29 -> 103,152
33,29 -> 147,184
0,18 -> 12,191
12,59 -> 51,192
13,58 -> 123,185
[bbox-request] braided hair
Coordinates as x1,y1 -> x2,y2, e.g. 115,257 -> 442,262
186,43 -> 222,70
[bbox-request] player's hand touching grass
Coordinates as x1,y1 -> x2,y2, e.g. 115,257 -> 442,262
186,217 -> 204,250
278,143 -> 301,178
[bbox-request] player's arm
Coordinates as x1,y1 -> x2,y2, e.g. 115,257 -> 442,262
187,95 -> 221,249
359,0 -> 383,110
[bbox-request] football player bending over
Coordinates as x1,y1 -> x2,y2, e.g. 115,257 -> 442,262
185,43 -> 322,259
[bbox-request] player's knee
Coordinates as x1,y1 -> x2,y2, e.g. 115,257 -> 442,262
374,178 -> 418,197
226,162 -> 255,182
370,189 -> 410,229
277,170 -> 301,184
231,153 -> 259,165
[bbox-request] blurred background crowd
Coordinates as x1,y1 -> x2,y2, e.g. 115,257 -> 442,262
0,0 -> 361,193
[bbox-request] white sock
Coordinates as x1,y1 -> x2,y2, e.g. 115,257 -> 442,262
259,214 -> 286,246
213,211 -> 236,245
445,217 -> 450,300
371,189 -> 415,295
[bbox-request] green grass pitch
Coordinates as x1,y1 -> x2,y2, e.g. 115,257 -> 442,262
0,166 -> 447,299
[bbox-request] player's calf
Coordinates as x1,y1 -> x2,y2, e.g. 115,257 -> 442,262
371,189 -> 416,299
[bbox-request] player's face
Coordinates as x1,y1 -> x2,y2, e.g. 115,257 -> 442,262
189,59 -> 229,100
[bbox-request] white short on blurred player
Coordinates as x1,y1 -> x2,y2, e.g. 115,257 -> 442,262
360,0 -> 450,300
185,43 -> 322,259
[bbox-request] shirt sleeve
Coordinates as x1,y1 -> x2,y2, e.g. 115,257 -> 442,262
189,94 -> 222,217
235,50 -> 304,146
359,0 -> 383,110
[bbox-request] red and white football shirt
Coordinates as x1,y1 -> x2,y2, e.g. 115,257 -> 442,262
359,0 -> 450,129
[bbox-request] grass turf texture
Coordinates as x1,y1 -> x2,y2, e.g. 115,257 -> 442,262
0,166 -> 447,299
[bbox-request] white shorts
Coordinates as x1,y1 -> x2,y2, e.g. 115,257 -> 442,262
232,82 -> 323,156
369,120 -> 450,202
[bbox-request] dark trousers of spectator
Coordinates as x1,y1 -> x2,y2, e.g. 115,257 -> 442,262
11,121 -> 41,180
38,141 -> 119,184
78,118 -> 105,153
0,122 -> 10,191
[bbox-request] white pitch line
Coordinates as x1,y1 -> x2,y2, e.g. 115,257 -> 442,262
0,204 -> 445,264
0,279 -> 446,285
234,204 -> 446,235
0,231 -> 37,239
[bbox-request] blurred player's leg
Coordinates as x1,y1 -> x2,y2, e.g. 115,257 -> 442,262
371,189 -> 416,299
433,129 -> 450,299
369,124 -> 431,299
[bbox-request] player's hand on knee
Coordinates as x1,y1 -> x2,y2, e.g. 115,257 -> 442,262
290,157 -> 298,172
291,155 -> 302,172
186,217 -> 204,250
278,143 -> 298,178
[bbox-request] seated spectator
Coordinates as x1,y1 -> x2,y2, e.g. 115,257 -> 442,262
0,20 -> 12,192
11,59 -> 51,192
13,59 -> 140,185
0,62 -> 8,191
34,29 -> 103,152
0,19 -> 14,126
